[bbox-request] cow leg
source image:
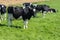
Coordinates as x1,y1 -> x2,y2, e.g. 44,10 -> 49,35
1,13 -> 6,22
0,13 -> 1,23
7,13 -> 12,27
33,13 -> 36,17
4,13 -> 6,20
24,19 -> 28,29
0,13 -> 3,23
1,15 -> 3,22
42,11 -> 47,18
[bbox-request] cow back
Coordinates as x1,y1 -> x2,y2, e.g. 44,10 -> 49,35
13,7 -> 24,19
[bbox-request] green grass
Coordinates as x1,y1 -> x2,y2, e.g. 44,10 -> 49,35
0,0 -> 60,40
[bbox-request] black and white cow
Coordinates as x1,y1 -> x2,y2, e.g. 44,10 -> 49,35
33,4 -> 57,17
0,4 -> 6,23
34,4 -> 50,17
23,3 -> 37,17
48,8 -> 56,13
7,6 -> 36,29
37,4 -> 50,12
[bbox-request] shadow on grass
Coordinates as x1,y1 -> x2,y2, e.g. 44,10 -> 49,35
0,24 -> 21,28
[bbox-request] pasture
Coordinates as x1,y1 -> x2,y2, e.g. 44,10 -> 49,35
0,0 -> 60,40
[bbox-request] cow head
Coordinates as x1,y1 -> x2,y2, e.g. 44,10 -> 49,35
0,4 -> 6,14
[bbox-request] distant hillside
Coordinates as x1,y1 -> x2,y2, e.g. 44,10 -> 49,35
0,0 -> 49,6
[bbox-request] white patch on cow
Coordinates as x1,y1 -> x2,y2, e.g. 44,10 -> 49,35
23,6 -> 25,9
50,10 -> 53,13
33,9 -> 36,12
2,5 -> 4,7
44,11 -> 47,13
19,16 -> 22,19
24,19 -> 28,29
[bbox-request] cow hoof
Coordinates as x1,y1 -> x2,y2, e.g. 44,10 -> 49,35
24,26 -> 28,29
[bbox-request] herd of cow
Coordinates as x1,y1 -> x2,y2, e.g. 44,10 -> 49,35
0,3 -> 57,29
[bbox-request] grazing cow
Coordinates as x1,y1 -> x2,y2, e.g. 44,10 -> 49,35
7,6 -> 36,29
37,4 -> 50,11
35,4 -> 50,17
23,3 -> 37,17
0,4 -> 6,23
23,3 -> 57,18
48,8 -> 56,13
34,4 -> 57,17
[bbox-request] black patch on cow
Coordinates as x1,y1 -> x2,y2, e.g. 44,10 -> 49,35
13,7 -> 24,19
0,4 -> 6,14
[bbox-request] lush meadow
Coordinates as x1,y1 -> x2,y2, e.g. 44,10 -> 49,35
0,0 -> 60,40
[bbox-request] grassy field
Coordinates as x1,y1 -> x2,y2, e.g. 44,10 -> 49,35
0,0 -> 60,40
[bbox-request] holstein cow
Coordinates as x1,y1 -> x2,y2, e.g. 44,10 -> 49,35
7,6 -> 36,29
34,4 -> 57,17
48,8 -> 57,13
0,4 -> 6,23
34,4 -> 50,17
23,2 -> 36,17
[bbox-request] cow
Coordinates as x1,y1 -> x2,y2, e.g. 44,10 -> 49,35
0,4 -> 6,23
32,4 -> 57,18
34,4 -> 50,17
7,6 -> 36,29
23,3 -> 37,17
48,8 -> 57,13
